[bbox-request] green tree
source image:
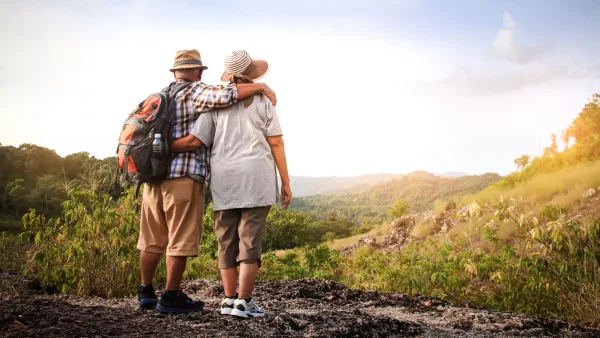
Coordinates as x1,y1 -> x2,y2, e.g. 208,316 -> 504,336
34,174 -> 64,215
388,198 -> 410,219
561,130 -> 570,150
5,179 -> 29,217
513,154 -> 530,171
263,207 -> 316,251
565,93 -> 600,144
543,134 -> 559,157
63,152 -> 90,180
76,158 -> 116,194
17,144 -> 63,181
0,145 -> 10,213
313,215 -> 355,239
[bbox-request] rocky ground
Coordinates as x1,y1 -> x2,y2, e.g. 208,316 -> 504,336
1,277 -> 599,337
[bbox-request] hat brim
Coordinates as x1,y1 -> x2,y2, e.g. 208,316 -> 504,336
170,64 -> 209,72
221,59 -> 269,82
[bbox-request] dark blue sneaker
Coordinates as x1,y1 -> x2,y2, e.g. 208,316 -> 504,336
156,290 -> 204,314
137,284 -> 158,309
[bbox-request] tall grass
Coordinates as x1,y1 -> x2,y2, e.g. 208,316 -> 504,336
458,159 -> 600,208
328,222 -> 389,249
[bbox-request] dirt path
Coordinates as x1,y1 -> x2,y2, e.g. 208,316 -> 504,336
1,278 -> 598,337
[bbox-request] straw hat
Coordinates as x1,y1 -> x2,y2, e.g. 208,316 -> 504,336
169,49 -> 209,72
221,50 -> 269,82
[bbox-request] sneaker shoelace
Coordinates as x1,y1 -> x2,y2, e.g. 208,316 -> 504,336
248,301 -> 263,312
179,292 -> 196,304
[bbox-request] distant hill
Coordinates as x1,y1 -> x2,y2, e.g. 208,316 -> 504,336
436,171 -> 469,178
288,174 -> 403,197
289,172 -> 469,197
290,171 -> 501,225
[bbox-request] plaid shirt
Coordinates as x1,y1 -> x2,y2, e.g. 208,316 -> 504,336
168,80 -> 238,180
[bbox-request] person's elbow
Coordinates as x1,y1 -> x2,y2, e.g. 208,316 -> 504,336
172,135 -> 203,152
267,135 -> 284,148
186,136 -> 203,149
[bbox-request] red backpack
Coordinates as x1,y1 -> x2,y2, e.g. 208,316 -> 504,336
115,82 -> 190,197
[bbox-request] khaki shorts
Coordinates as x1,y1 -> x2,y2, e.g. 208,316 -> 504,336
137,177 -> 204,257
214,206 -> 271,269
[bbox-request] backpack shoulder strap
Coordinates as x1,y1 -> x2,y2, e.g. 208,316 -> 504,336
134,181 -> 142,198
161,81 -> 193,120
162,81 -> 192,101
173,81 -> 192,96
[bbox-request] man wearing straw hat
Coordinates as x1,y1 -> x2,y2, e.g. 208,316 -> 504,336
136,49 -> 277,314
171,50 -> 291,318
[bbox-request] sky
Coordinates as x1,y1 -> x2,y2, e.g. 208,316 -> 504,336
1,0 -> 599,177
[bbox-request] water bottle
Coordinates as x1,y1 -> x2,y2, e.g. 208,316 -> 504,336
152,133 -> 163,157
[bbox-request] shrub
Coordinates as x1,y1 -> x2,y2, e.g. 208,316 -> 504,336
0,219 -> 23,233
410,223 -> 433,238
21,191 -> 142,297
0,232 -> 26,272
389,199 -> 410,218
184,202 -> 221,280
302,244 -> 340,279
322,232 -> 337,242
259,252 -> 308,280
263,206 -> 317,251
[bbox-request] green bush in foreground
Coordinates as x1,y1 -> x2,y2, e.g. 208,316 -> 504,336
0,232 -> 26,273
259,245 -> 341,281
15,193 -> 321,296
20,191 -> 142,297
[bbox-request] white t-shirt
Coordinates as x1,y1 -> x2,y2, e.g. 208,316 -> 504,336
190,94 -> 283,211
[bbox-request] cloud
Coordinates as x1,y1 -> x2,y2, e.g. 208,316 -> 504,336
430,65 -> 568,95
492,12 -> 549,64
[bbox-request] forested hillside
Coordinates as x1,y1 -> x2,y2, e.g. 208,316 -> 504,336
497,93 -> 600,188
291,171 -> 501,225
0,145 -> 115,231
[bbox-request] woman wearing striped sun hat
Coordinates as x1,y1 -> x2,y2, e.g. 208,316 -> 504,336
221,50 -> 270,82
171,50 -> 291,319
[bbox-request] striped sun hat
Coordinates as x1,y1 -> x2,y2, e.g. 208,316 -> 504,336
221,50 -> 269,82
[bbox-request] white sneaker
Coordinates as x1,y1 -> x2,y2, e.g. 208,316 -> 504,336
220,297 -> 235,315
230,298 -> 265,318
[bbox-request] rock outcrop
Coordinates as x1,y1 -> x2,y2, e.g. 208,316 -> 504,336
341,201 -> 462,255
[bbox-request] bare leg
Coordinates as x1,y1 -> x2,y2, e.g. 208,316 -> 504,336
238,262 -> 259,299
220,267 -> 238,297
165,256 -> 187,290
140,251 -> 161,285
